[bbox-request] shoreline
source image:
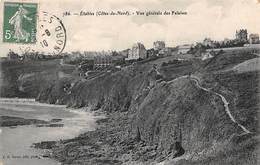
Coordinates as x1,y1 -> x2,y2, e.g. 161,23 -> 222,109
0,98 -> 108,164
1,51 -> 258,165
33,112 -> 160,165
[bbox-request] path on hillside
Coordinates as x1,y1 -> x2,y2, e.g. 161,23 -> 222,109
119,66 -> 251,134
189,75 -> 251,134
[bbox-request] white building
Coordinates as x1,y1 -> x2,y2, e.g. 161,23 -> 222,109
126,43 -> 147,60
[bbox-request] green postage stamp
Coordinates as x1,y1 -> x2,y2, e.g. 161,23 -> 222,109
3,2 -> 38,44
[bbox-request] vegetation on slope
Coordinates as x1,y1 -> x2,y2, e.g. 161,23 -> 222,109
0,59 -> 76,98
1,51 -> 259,165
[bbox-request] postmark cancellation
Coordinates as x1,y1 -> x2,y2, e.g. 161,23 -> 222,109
2,1 -> 67,55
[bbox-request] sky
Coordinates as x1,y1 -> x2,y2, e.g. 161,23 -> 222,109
0,0 -> 260,56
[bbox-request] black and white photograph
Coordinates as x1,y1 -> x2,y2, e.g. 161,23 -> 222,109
0,0 -> 259,164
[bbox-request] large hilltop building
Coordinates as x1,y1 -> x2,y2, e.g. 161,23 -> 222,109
236,29 -> 248,42
126,42 -> 147,61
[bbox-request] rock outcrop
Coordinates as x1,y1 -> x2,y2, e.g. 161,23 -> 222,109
1,53 -> 258,164
35,62 -> 258,164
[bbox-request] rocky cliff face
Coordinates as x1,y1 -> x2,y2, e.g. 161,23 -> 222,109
35,59 -> 257,164
2,54 -> 258,164
130,77 -> 240,157
37,65 -> 157,111
0,59 -> 76,98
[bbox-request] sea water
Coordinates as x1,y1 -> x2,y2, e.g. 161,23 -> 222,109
0,98 -> 102,165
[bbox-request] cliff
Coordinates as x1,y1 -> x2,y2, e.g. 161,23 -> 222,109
35,54 -> 258,164
0,59 -> 76,98
1,52 -> 258,164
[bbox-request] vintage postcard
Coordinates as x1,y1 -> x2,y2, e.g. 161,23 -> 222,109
0,0 -> 259,165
